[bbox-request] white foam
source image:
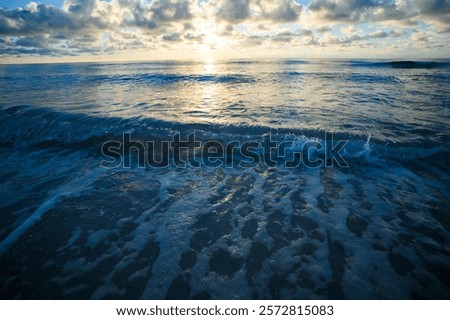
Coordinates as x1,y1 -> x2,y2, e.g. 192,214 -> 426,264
0,195 -> 61,256
0,168 -> 102,256
56,227 -> 82,253
86,229 -> 113,250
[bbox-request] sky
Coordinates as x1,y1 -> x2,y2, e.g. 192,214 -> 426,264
0,0 -> 449,63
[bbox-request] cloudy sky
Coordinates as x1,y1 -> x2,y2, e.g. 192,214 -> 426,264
0,0 -> 449,62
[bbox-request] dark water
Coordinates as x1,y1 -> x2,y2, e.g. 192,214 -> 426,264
0,59 -> 449,299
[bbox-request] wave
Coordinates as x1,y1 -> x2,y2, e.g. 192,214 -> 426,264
224,60 -> 260,65
279,71 -> 303,78
349,60 -> 450,69
126,73 -> 256,85
223,60 -> 308,65
0,73 -> 256,87
384,61 -> 450,69
82,73 -> 256,86
346,73 -> 402,84
1,105 -> 448,163
282,60 -> 308,65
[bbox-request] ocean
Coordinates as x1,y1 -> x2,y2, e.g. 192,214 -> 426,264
0,59 -> 449,299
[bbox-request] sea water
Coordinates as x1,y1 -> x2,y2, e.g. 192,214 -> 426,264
0,59 -> 449,299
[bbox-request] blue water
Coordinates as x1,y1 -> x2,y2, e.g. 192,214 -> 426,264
0,59 -> 449,299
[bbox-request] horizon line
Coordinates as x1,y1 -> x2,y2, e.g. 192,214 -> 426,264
1,56 -> 449,66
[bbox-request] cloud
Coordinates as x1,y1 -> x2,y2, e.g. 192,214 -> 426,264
307,0 -> 450,27
162,32 -> 182,42
0,3 -> 85,36
309,0 -> 374,22
126,0 -> 193,29
0,0 -> 198,56
0,0 -> 195,36
312,25 -> 409,48
415,0 -> 450,28
215,0 -> 302,23
308,0 -> 415,23
0,0 -> 448,59
255,0 -> 302,22
216,0 -> 251,22
415,0 -> 450,15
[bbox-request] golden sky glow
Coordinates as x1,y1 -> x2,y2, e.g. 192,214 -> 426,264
0,0 -> 449,63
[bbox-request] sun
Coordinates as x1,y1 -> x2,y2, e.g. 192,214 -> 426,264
197,20 -> 230,53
